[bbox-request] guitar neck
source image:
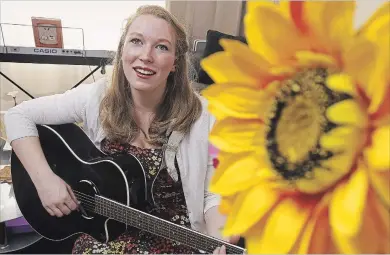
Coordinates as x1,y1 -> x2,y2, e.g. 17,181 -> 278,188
93,195 -> 244,254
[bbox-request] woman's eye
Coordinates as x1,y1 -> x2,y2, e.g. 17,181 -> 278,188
130,38 -> 142,44
157,44 -> 168,51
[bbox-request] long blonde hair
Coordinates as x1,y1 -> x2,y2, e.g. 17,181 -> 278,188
99,5 -> 202,146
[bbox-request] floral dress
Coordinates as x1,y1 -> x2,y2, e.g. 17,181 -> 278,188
72,139 -> 200,254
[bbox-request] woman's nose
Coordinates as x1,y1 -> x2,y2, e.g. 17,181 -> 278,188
139,46 -> 153,63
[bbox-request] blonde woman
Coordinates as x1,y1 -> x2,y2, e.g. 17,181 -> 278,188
5,5 -> 235,254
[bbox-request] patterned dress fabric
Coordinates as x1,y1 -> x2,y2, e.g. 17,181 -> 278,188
72,139 -> 200,254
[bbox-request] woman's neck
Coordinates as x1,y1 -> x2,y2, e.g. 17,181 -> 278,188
131,86 -> 166,114
130,85 -> 166,139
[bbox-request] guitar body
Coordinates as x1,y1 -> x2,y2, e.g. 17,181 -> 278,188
10,124 -> 246,254
11,124 -> 148,243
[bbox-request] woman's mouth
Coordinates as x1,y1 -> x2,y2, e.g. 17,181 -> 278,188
133,67 -> 156,78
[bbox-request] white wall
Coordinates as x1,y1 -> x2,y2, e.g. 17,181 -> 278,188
0,1 -> 165,51
0,0 -> 165,112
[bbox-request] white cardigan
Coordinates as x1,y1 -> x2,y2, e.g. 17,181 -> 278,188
4,77 -> 219,233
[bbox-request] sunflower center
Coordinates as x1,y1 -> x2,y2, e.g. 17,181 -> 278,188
266,68 -> 350,181
276,94 -> 325,164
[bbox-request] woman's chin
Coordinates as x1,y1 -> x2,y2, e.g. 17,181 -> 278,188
130,81 -> 159,92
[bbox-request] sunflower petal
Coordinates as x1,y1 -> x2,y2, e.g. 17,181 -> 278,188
320,126 -> 356,150
365,126 -> 390,171
209,118 -> 265,153
303,1 -> 355,53
368,62 -> 389,114
326,73 -> 357,97
223,185 -> 279,236
367,17 -> 390,113
371,191 -> 390,252
218,195 -> 235,215
333,215 -> 381,253
320,152 -> 358,184
295,150 -> 358,194
343,36 -> 377,94
326,99 -> 368,128
359,9 -> 390,114
324,2 -> 355,51
307,211 -> 336,254
207,101 -> 231,120
290,1 -> 310,35
332,189 -> 383,253
217,39 -> 279,85
360,12 -> 390,44
209,153 -> 268,196
209,151 -> 234,186
247,1 -> 289,19
368,169 -> 390,209
222,192 -> 246,236
295,51 -> 337,69
200,52 -> 257,85
293,168 -> 334,194
297,192 -> 332,254
243,220 -> 267,254
202,83 -> 270,120
220,39 -> 271,72
330,164 -> 369,236
297,163 -> 347,193
357,1 -> 390,39
253,197 -> 314,253
298,2 -> 327,50
371,86 -> 390,125
244,4 -> 306,64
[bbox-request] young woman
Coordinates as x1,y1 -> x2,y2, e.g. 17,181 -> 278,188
4,5 -> 234,254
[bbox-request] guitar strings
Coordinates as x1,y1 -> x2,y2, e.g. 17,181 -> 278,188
72,190 -> 243,254
70,190 -> 243,254
80,203 -> 241,255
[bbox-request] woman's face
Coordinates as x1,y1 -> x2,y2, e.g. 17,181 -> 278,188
122,14 -> 176,93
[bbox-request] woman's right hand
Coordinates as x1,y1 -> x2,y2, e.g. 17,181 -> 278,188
9,137 -> 80,217
34,172 -> 79,217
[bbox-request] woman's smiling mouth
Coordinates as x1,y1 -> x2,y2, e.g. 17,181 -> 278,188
133,66 -> 157,77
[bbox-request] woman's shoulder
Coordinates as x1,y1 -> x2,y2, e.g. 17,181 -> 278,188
85,76 -> 110,96
81,76 -> 110,105
188,94 -> 215,136
78,77 -> 110,124
66,76 -> 109,104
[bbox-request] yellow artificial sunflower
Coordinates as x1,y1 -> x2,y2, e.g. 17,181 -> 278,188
201,1 -> 390,254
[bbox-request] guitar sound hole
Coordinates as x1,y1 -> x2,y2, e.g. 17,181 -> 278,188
76,180 -> 100,220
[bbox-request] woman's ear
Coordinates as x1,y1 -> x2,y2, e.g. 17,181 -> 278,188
171,55 -> 180,72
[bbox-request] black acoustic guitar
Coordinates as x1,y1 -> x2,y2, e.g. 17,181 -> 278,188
10,124 -> 245,254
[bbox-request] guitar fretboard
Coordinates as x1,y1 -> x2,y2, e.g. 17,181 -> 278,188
89,195 -> 244,254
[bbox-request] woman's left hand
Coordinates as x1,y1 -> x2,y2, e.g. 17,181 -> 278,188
213,236 -> 240,254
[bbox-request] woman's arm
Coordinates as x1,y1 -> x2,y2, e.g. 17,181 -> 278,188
205,205 -> 226,239
204,143 -> 225,238
202,105 -> 224,237
4,79 -> 103,216
10,136 -> 79,217
4,81 -> 97,142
